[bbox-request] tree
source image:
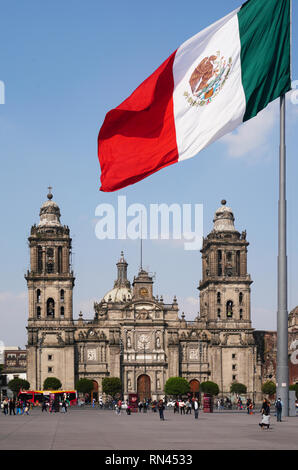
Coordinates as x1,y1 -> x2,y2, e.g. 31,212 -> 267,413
230,382 -> 247,395
200,381 -> 220,396
102,377 -> 122,399
75,378 -> 94,395
43,377 -> 62,390
8,378 -> 30,397
164,377 -> 190,397
289,384 -> 298,399
261,380 -> 276,396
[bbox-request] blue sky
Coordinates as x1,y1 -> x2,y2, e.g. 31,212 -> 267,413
0,0 -> 297,347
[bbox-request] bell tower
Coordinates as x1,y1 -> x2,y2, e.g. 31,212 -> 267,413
26,188 -> 75,389
198,200 -> 252,328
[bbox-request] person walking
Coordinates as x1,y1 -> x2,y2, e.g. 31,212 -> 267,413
237,397 -> 243,411
259,399 -> 270,429
116,399 -> 122,415
143,400 -> 148,413
62,399 -> 68,413
246,398 -> 252,415
3,398 -> 9,416
174,400 -> 179,414
158,399 -> 165,421
179,399 -> 185,415
186,399 -> 192,415
9,398 -> 16,416
194,398 -> 199,419
42,400 -> 48,412
275,397 -> 283,422
16,399 -> 22,415
21,400 -> 26,415
24,401 -> 30,415
99,396 -> 103,409
138,401 -> 143,413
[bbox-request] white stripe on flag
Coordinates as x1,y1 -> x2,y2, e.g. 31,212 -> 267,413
173,7 -> 246,162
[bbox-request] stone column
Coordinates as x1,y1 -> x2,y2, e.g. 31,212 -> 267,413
240,249 -> 247,276
31,246 -> 37,272
54,247 -> 59,273
65,288 -> 73,320
62,247 -> 69,273
42,248 -> 46,274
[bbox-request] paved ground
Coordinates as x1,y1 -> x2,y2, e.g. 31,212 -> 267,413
0,407 -> 297,450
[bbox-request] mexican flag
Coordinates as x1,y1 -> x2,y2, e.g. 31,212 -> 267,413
98,0 -> 291,192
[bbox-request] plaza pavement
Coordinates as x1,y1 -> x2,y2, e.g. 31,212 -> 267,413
0,407 -> 297,450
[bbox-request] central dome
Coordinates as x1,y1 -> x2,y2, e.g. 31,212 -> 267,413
102,252 -> 131,303
103,286 -> 132,303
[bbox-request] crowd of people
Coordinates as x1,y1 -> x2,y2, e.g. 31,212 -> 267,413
110,397 -> 201,421
1,393 -> 287,428
1,394 -> 70,415
1,397 -> 31,415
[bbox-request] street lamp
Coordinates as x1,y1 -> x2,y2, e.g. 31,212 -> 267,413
119,338 -> 124,399
38,338 -> 42,390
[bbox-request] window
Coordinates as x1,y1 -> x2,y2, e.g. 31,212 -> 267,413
232,364 -> 237,370
48,355 -> 53,361
60,289 -> 64,301
239,292 -> 243,305
240,309 -> 243,319
37,306 -> 41,318
227,251 -> 232,261
48,367 -> 53,373
226,300 -> 233,318
232,353 -> 236,359
37,289 -> 41,303
217,308 -> 221,318
217,292 -> 221,304
236,251 -> 240,275
47,248 -> 54,258
60,306 -> 65,317
47,263 -> 54,273
47,298 -> 55,317
232,375 -> 237,381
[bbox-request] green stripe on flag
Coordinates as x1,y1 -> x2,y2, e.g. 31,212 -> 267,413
238,0 -> 291,122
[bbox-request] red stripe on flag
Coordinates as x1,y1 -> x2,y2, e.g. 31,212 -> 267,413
98,51 -> 178,192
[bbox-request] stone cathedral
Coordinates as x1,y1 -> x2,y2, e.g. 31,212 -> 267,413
26,191 -> 264,401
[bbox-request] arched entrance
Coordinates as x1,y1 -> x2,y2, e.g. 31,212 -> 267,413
137,374 -> 151,402
189,379 -> 200,398
91,380 -> 98,403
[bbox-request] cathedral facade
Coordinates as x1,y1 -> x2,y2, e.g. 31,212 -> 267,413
26,192 -> 265,401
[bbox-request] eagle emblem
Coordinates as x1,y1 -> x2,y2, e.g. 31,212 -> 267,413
184,51 -> 232,107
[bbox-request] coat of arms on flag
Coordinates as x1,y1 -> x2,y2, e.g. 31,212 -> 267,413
186,51 -> 232,107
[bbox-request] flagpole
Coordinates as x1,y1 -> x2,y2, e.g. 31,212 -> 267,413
276,93 -> 289,417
